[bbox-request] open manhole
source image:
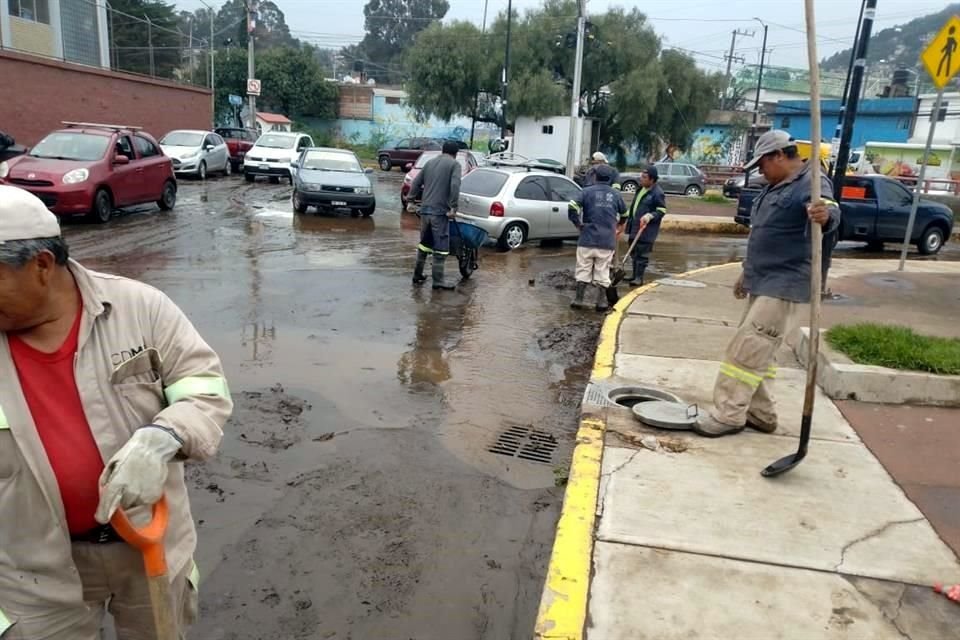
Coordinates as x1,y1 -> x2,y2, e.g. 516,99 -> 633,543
488,425 -> 558,464
607,386 -> 682,409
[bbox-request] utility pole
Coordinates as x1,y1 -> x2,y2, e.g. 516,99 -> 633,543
188,18 -> 194,84
565,0 -> 586,178
721,29 -> 751,111
146,15 -> 155,77
209,5 -> 215,120
744,19 -> 768,187
831,0 -> 866,162
500,0 -> 512,140
469,0 -> 490,148
246,0 -> 257,130
832,0 -> 877,194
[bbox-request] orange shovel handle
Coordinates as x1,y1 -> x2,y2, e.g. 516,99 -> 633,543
110,495 -> 169,578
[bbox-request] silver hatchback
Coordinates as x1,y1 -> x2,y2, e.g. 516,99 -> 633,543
456,167 -> 582,250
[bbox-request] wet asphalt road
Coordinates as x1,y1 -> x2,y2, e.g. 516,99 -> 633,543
62,172 -> 959,640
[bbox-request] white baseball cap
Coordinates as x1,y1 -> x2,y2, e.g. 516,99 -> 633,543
592,151 -> 608,163
0,185 -> 61,244
743,130 -> 796,171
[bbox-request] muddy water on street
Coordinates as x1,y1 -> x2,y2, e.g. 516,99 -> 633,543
61,174 -> 800,639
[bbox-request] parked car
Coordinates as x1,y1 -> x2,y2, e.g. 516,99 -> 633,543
290,147 -> 376,216
400,150 -> 479,208
377,137 -> 441,171
455,166 -> 583,251
0,122 -> 176,223
723,171 -> 769,199
159,129 -> 230,179
244,132 -> 314,184
214,127 -> 259,172
0,131 -> 28,162
620,162 -> 706,196
486,152 -> 565,175
736,174 -> 954,255
467,150 -> 488,167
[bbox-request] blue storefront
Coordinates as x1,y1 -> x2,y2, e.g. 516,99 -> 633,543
772,97 -> 916,147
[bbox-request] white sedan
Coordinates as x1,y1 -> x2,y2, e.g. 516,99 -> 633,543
159,130 -> 230,179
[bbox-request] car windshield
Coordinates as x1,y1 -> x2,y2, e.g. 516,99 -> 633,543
257,134 -> 296,149
301,151 -> 361,172
29,132 -> 109,161
160,131 -> 204,147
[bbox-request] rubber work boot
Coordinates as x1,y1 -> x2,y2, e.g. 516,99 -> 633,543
431,257 -> 455,290
412,249 -> 428,285
595,285 -> 610,313
628,270 -> 645,287
693,413 -> 745,438
570,282 -> 588,309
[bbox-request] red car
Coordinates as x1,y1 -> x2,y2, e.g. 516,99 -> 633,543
400,150 -> 479,208
0,122 -> 177,223
214,127 -> 259,172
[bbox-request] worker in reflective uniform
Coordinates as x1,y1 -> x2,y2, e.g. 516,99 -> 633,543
568,164 -> 627,313
0,186 -> 232,638
624,165 -> 667,286
696,131 -> 840,437
407,140 -> 462,291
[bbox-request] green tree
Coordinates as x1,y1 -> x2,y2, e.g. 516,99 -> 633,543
108,0 -> 181,78
204,0 -> 297,50
257,47 -> 338,119
213,47 -> 249,121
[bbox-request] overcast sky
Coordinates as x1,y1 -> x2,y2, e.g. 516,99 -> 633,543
179,0 -> 951,71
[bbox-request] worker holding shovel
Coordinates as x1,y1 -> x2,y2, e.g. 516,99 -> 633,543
0,186 -> 232,638
624,166 -> 667,287
694,131 -> 840,438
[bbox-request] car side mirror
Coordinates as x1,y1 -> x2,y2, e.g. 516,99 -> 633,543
204,144 -> 214,151
290,162 -> 298,169
113,155 -> 130,165
364,167 -> 374,174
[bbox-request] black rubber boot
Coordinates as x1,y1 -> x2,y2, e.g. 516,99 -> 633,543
570,282 -> 588,309
413,250 -> 428,285
628,269 -> 645,287
595,285 -> 610,313
432,257 -> 455,290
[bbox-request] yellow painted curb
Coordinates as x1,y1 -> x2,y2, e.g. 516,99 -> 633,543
533,262 -> 740,640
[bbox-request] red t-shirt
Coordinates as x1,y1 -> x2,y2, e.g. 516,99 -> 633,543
10,301 -> 105,535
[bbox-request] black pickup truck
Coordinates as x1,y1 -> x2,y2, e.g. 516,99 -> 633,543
735,174 -> 955,255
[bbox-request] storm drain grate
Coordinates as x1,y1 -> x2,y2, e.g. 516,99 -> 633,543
488,425 -> 558,464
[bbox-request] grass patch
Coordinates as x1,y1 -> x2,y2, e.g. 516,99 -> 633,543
826,323 -> 960,375
696,190 -> 730,204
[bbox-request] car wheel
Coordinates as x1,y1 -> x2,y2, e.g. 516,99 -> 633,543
621,180 -> 639,194
269,176 -> 280,184
918,225 -> 946,255
684,184 -> 703,196
224,160 -> 232,176
293,192 -> 308,214
379,156 -> 392,171
361,205 -> 375,217
198,161 -> 207,181
245,172 -> 255,183
157,181 -> 177,211
497,222 -> 527,251
90,188 -> 113,223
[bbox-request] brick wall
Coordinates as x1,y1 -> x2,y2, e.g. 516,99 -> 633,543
0,50 -> 212,146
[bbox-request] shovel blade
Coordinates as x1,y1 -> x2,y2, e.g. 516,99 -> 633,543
761,451 -> 806,477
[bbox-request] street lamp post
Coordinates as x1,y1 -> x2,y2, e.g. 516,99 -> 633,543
198,0 -> 216,123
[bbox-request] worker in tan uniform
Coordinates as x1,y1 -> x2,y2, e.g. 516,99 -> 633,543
695,131 -> 839,437
0,185 -> 232,638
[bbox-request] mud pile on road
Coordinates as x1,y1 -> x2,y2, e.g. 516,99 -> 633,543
537,268 -> 578,290
536,319 -> 602,368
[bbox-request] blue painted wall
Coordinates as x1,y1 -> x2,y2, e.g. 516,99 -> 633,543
772,98 -> 916,148
308,93 -> 498,148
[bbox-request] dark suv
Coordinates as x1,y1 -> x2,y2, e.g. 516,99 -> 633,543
377,137 -> 467,171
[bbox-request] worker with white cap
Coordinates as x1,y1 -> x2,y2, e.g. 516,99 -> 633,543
0,185 -> 232,638
695,131 -> 840,437
584,151 -> 621,191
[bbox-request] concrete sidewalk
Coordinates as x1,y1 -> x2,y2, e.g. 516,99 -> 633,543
535,260 -> 960,639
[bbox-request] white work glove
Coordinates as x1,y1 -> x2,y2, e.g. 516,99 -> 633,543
641,213 -> 654,224
95,425 -> 183,525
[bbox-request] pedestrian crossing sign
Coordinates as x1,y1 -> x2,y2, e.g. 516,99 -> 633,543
921,15 -> 960,89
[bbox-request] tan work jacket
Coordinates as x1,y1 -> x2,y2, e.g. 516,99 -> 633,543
0,260 -> 232,632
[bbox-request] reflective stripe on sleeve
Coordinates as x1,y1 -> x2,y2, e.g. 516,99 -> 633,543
164,376 -> 230,405
189,560 -> 200,590
417,243 -> 434,254
719,363 -> 763,389
0,405 -> 7,429
656,207 -> 667,214
568,201 -> 582,211
0,608 -> 11,634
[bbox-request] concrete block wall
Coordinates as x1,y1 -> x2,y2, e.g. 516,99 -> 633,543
0,50 -> 212,146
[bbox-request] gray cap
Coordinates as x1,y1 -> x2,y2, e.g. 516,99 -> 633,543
743,130 -> 796,171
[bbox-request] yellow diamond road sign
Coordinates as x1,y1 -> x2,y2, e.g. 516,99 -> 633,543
922,15 -> 960,89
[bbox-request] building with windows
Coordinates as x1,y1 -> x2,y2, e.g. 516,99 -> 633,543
1,0 -> 109,67
772,97 -> 917,148
910,93 -> 959,145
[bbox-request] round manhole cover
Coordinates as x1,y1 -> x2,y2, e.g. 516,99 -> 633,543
633,401 -> 698,430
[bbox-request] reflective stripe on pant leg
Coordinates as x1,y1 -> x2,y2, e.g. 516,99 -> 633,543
417,244 -> 434,254
765,366 -> 777,379
0,404 -> 7,429
430,215 -> 451,256
164,376 -> 230,405
0,609 -> 11,636
719,362 -> 763,389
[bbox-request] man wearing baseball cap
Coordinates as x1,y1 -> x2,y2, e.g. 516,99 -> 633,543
624,165 -> 667,286
695,131 -> 840,438
0,185 -> 231,637
585,151 -> 621,191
